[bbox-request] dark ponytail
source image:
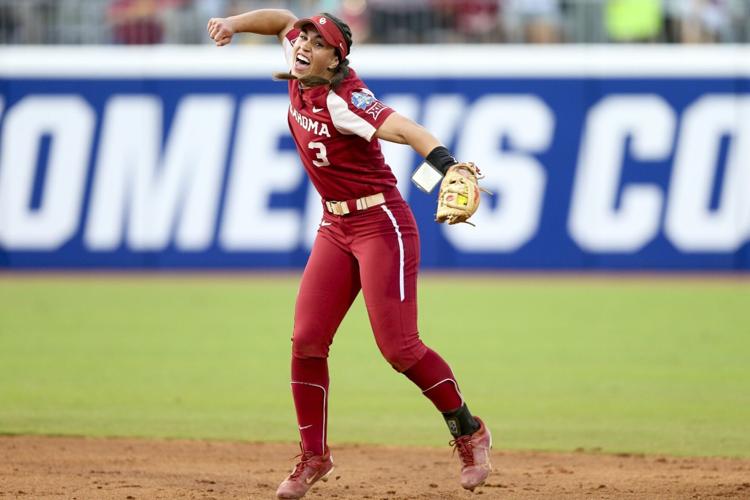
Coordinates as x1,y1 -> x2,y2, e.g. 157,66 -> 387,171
273,12 -> 353,89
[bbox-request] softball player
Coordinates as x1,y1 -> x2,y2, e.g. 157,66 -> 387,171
207,10 -> 492,499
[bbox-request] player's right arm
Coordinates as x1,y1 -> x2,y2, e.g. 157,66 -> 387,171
207,9 -> 297,46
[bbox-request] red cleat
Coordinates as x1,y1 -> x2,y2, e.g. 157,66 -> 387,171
276,446 -> 334,499
450,416 -> 492,491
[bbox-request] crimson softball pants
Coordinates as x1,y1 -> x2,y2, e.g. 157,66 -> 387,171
289,198 -> 465,454
292,199 -> 426,371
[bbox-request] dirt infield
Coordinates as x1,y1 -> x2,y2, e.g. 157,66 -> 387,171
2,437 -> 750,499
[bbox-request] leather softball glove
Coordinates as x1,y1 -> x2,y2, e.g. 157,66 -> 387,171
435,162 -> 486,226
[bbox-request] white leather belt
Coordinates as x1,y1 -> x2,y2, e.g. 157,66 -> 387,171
325,192 -> 386,216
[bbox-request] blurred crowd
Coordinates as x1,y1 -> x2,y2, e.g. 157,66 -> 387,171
0,0 -> 749,45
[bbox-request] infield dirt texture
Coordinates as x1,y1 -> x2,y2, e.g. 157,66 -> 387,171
1,274 -> 749,498
3,435 -> 750,499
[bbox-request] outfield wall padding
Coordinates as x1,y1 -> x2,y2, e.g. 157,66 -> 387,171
1,46 -> 749,270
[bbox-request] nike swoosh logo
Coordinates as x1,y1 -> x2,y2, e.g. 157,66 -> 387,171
320,221 -> 332,227
298,424 -> 313,430
312,106 -> 324,113
305,468 -> 330,485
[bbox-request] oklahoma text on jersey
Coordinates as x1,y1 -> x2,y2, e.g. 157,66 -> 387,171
289,105 -> 331,138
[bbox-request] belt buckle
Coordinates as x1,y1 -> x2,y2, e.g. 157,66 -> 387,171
327,201 -> 347,216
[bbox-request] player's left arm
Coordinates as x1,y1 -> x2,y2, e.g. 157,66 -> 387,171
376,112 -> 485,224
375,111 -> 462,178
374,112 -> 444,159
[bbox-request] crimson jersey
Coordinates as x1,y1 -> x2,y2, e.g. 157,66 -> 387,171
283,30 -> 397,201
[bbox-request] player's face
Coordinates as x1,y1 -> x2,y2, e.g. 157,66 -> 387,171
292,29 -> 339,81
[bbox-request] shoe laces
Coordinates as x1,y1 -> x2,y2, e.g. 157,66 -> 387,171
450,435 -> 475,467
288,446 -> 317,480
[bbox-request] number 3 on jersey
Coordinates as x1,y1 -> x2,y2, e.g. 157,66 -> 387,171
308,141 -> 330,167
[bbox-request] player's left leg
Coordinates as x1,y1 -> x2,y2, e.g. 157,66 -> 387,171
351,201 -> 491,490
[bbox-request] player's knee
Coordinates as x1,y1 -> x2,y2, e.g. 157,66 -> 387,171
291,325 -> 330,359
375,331 -> 426,372
377,343 -> 422,373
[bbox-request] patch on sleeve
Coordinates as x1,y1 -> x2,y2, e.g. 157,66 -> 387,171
365,101 -> 387,120
351,88 -> 388,121
351,90 -> 375,110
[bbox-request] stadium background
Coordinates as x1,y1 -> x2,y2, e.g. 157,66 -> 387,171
1,1 -> 749,498
1,0 -> 749,270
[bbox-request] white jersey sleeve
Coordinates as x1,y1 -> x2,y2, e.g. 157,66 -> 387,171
327,86 -> 394,142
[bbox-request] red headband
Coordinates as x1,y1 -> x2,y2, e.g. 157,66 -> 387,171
293,15 -> 349,60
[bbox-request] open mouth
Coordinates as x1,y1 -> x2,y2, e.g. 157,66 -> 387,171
294,54 -> 311,73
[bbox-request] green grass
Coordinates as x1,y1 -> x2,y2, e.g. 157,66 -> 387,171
1,275 -> 748,457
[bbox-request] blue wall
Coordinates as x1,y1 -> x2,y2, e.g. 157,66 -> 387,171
1,73 -> 748,270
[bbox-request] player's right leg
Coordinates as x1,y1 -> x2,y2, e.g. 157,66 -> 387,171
277,231 -> 360,500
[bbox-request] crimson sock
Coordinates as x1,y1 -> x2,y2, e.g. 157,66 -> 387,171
402,348 -> 463,412
291,356 -> 329,456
